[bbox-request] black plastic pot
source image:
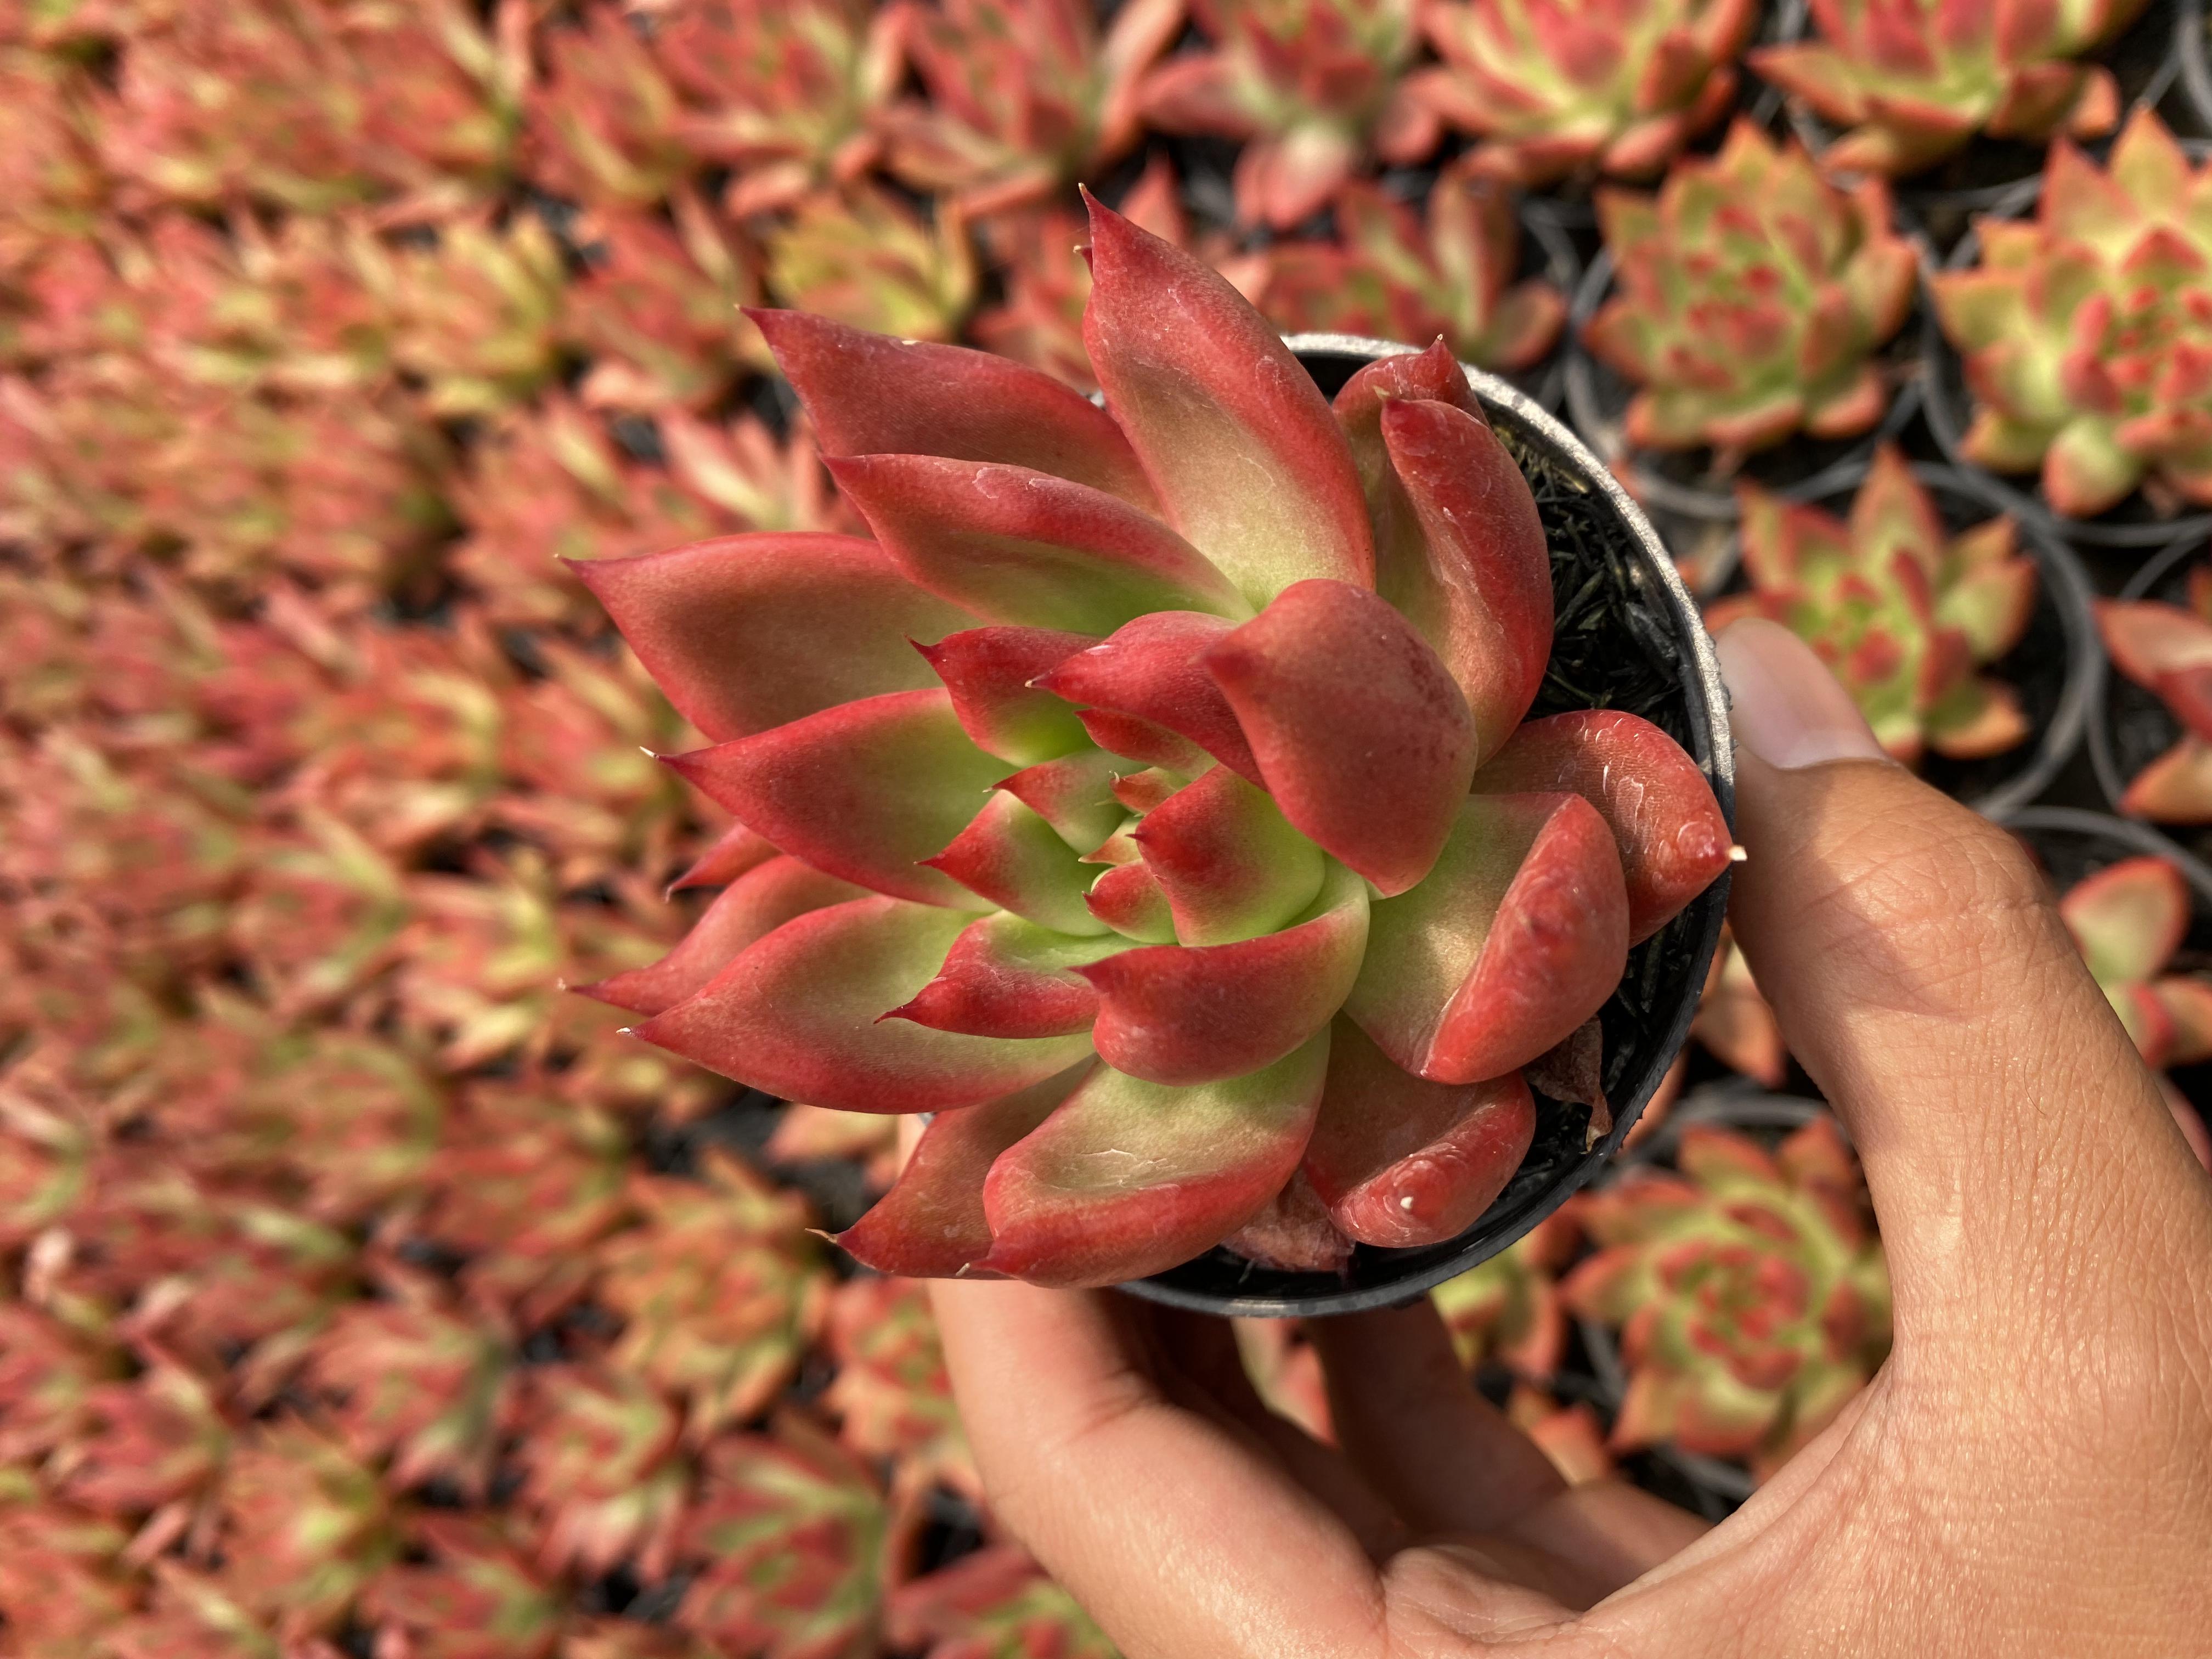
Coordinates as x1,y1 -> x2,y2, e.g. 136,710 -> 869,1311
2173,0 -> 2212,137
1575,1084 -> 1840,1509
1562,249 -> 1925,530
1122,334 -> 1736,1319
1696,458 -> 2100,820
1768,0 -> 2179,246
1921,177 -> 2212,550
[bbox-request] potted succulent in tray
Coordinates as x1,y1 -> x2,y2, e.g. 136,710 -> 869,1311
1564,1104 -> 1892,1491
1751,0 -> 2142,182
1570,121 -> 1918,522
578,198 -> 1734,1314
1703,444 -> 2097,815
1409,0 -> 1757,188
1926,112 -> 2212,544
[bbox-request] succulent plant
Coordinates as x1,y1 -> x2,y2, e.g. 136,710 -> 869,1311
362,1514 -> 567,1659
1138,0 -> 1440,229
1752,0 -> 2142,178
1430,1208 -> 1577,1379
595,1150 -> 828,1442
1413,0 -> 1756,185
1930,112 -> 2212,520
1259,159 -> 1568,373
1691,926 -> 1784,1085
1562,1116 -> 1891,1476
677,1415 -> 893,1659
1708,445 -> 2038,763
582,199 -> 1730,1289
888,1545 -> 1118,1659
306,1290 -> 511,1497
879,0 -> 1186,217
2056,856 -> 2212,1069
212,1421 -> 396,1638
565,193 -> 761,413
762,182 -> 978,343
823,1274 -> 977,1499
527,2 -> 693,208
2097,585 -> 2212,821
650,0 -> 904,218
1583,121 -> 1916,461
507,1363 -> 689,1583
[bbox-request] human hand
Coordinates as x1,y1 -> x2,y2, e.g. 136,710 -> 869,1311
925,617 -> 2212,1658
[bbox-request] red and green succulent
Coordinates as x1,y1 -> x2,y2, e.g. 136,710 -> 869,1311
1259,157 -> 1568,373
1584,122 -> 1917,461
1708,445 -> 2039,764
2097,583 -> 2212,821
1931,112 -> 2212,519
1753,0 -> 2141,178
582,198 -> 1731,1289
2057,855 -> 2212,1070
1138,0 -> 1440,229
1414,0 -> 1757,185
1562,1115 -> 1891,1477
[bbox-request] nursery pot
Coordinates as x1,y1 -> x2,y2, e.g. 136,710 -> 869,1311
1120,334 -> 1736,1320
2173,0 -> 2212,142
1562,249 -> 1924,529
1577,1084 -> 1840,1510
2089,533 -> 2212,823
1696,458 -> 2100,821
1921,174 -> 2212,550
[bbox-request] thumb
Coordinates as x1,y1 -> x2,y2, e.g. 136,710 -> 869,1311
1714,619 -> 2211,1357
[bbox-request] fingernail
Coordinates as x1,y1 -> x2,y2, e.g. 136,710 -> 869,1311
1714,618 -> 1887,770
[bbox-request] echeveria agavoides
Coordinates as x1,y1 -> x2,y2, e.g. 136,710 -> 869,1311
581,196 -> 1731,1289
1932,112 -> 2212,520
2097,582 -> 2212,821
1708,445 -> 2038,765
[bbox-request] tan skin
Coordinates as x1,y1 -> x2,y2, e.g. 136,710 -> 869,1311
925,623 -> 2212,1658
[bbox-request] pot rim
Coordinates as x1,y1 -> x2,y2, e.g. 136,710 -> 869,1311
1696,456 -> 2100,821
1993,804 -> 2212,909
1563,249 -> 1924,525
1118,332 -> 1736,1319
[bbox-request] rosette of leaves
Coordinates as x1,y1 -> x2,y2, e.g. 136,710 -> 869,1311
876,0 -> 1186,218
1708,445 -> 2037,764
1137,0 -> 1440,229
1413,0 -> 1757,185
2098,585 -> 2212,819
579,197 -> 1732,1289
1260,159 -> 1568,373
2057,855 -> 2212,1068
1562,1116 -> 1891,1476
1583,121 -> 1916,462
1752,0 -> 2142,177
1930,112 -> 2212,520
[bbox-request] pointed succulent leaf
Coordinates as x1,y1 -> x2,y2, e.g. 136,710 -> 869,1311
917,626 -> 1098,764
1036,611 -> 1263,782
997,748 -> 1130,855
1084,857 -> 1180,943
582,857 -> 870,1015
830,454 -> 1250,632
886,911 -> 1126,1038
1082,194 -> 1374,602
573,536 -> 976,743
1206,578 -> 1479,895
2060,856 -> 2189,989
837,1066 -> 1095,1276
750,307 -> 1156,507
1080,860 -> 1369,1084
922,793 -> 1111,936
1303,1018 -> 1537,1246
663,690 -> 1006,909
1133,765 -> 1325,945
1347,792 -> 1629,1082
635,897 -> 1095,1111
1377,397 -> 1555,756
669,821 -> 781,894
1472,710 -> 1730,940
978,1030 -> 1332,1287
